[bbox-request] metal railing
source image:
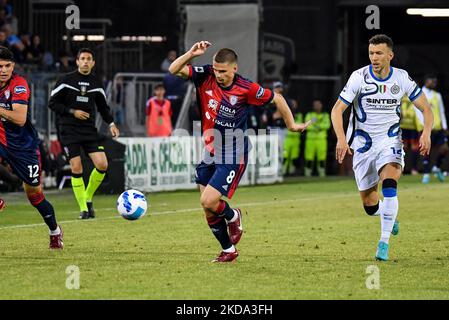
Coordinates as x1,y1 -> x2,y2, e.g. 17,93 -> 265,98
108,73 -> 192,137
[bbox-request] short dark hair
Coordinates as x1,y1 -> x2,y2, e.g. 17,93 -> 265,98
77,48 -> 95,60
214,48 -> 238,64
154,83 -> 165,90
0,46 -> 14,61
369,34 -> 394,50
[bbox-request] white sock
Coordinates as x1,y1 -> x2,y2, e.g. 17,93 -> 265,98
373,200 -> 382,217
380,196 -> 398,244
223,245 -> 236,253
50,226 -> 61,236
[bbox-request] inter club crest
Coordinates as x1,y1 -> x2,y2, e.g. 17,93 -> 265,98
391,84 -> 400,95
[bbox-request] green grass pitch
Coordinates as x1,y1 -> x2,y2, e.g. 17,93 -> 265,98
1,176 -> 449,299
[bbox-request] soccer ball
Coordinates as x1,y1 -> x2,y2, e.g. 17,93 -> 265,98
117,190 -> 148,220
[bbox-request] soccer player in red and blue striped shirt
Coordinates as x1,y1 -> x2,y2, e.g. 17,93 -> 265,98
0,46 -> 63,249
170,41 -> 310,262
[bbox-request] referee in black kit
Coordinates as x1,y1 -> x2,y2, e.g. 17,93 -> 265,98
48,48 -> 120,219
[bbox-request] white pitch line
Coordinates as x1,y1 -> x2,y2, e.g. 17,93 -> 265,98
1,183 -> 447,231
0,194 -> 353,231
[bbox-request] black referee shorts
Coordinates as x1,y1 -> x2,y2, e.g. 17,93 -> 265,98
59,125 -> 105,160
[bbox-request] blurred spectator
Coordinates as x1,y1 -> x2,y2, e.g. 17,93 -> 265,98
2,24 -> 24,62
283,100 -> 303,176
163,71 -> 187,127
146,84 -> 173,137
304,99 -> 331,177
2,23 -> 17,45
0,7 -> 7,29
54,50 -> 74,73
400,97 -> 420,175
112,76 -> 126,127
161,49 -> 177,72
0,29 -> 9,47
24,34 -> 44,65
0,0 -> 13,17
266,82 -> 297,166
188,88 -> 201,135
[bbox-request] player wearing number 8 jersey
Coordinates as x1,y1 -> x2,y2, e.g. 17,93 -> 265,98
331,34 -> 433,261
0,46 -> 63,249
169,41 -> 311,262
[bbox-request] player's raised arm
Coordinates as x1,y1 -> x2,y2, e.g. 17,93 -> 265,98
272,92 -> 311,132
412,93 -> 433,156
331,98 -> 352,164
168,41 -> 212,78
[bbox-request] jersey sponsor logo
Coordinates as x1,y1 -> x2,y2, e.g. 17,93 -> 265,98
378,84 -> 387,94
14,86 -> 27,95
205,111 -> 211,120
78,82 -> 90,86
194,66 -> 204,73
77,96 -> 89,103
230,95 -> 238,106
366,98 -> 398,104
219,105 -> 236,118
215,119 -> 235,128
256,86 -> 265,99
391,84 -> 400,95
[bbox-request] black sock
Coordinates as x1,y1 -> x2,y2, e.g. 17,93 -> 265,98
423,156 -> 430,174
436,153 -> 445,168
34,199 -> 58,231
215,200 -> 235,221
207,216 -> 232,250
411,150 -> 419,170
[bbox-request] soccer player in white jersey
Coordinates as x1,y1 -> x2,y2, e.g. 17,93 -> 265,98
331,34 -> 433,261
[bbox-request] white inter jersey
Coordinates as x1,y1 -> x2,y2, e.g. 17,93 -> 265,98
339,65 -> 422,150
339,65 -> 422,191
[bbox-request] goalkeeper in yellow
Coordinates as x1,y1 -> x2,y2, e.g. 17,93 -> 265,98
304,99 -> 331,177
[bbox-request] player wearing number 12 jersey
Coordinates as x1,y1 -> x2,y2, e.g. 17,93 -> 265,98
0,46 -> 63,249
169,41 -> 311,262
331,35 -> 433,261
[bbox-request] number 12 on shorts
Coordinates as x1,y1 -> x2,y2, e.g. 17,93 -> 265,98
28,165 -> 39,178
390,147 -> 402,155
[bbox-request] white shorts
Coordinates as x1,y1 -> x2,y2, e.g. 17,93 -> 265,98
352,137 -> 405,191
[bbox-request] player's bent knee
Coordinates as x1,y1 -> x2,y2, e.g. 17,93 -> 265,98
363,203 -> 379,216
70,165 -> 83,175
96,162 -> 108,172
200,195 -> 219,212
